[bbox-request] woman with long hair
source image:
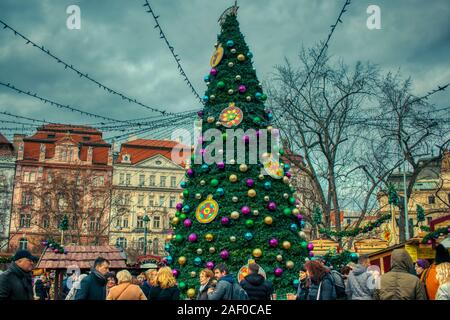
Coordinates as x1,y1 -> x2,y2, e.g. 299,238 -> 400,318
148,267 -> 180,300
301,260 -> 336,300
435,262 -> 450,300
141,269 -> 157,299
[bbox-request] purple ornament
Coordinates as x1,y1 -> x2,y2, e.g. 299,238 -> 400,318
269,238 -> 279,247
188,233 -> 198,242
206,261 -> 215,270
256,130 -> 261,137
286,172 -> 292,178
238,85 -> 247,93
246,179 -> 254,187
187,169 -> 194,177
268,202 -> 277,211
427,240 -> 432,244
241,206 -> 251,215
197,110 -> 204,118
297,214 -> 303,221
172,269 -> 179,278
307,243 -> 314,251
220,250 -> 230,260
217,162 -> 225,170
243,135 -> 250,143
309,251 -> 315,257
274,268 -> 283,277
210,68 -> 217,76
184,219 -> 192,228
221,217 -> 230,225
54,249 -> 59,253
176,203 -> 183,211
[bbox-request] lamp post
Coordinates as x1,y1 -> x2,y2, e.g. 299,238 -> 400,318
143,215 -> 150,256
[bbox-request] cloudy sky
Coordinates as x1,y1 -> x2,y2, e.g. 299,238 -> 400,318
0,0 -> 449,142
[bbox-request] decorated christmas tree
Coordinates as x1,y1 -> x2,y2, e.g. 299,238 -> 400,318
166,6 -> 312,298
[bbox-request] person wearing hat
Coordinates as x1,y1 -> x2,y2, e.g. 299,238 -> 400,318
421,244 -> 450,300
0,249 -> 38,300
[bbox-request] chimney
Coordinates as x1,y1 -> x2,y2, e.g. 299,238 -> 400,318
13,134 -> 26,156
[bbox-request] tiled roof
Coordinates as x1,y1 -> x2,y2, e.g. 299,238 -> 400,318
37,245 -> 127,269
0,132 -> 12,145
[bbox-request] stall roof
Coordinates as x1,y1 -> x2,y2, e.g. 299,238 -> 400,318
37,245 -> 127,269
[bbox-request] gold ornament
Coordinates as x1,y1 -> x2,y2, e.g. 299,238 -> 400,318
172,217 -> 179,225
247,189 -> 256,198
282,241 -> 291,250
195,193 -> 202,200
210,44 -> 224,67
205,233 -> 214,242
264,216 -> 273,225
180,192 -> 185,199
190,271 -> 196,278
166,234 -> 173,241
258,174 -> 265,180
187,288 -> 196,299
252,248 -> 262,258
286,261 -> 294,269
237,54 -> 246,61
239,164 -> 248,172
292,208 -> 300,215
267,126 -> 273,132
207,116 -> 215,123
178,256 -> 187,265
229,174 -> 238,182
230,211 -> 240,220
209,247 -> 216,254
283,176 -> 290,184
276,255 -> 283,262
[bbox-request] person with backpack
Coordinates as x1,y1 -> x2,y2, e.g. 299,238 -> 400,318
239,263 -> 273,300
297,260 -> 336,300
346,254 -> 374,300
208,263 -> 248,300
328,266 -> 347,300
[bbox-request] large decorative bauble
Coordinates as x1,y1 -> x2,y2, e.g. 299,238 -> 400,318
232,196 -> 239,203
237,54 -> 245,61
166,234 -> 173,241
166,256 -> 173,264
183,219 -> 192,228
253,116 -> 261,124
252,248 -> 262,258
209,247 -> 216,254
283,193 -> 289,199
244,232 -> 253,241
196,195 -> 219,224
226,40 -> 234,47
175,234 -> 183,243
297,214 -> 304,221
217,161 -> 225,170
246,179 -> 254,187
210,68 -> 218,76
186,169 -> 194,177
247,189 -> 256,198
196,248 -> 203,255
230,159 -> 236,165
300,220 -> 305,228
309,251 -> 315,257
298,231 -> 306,238
241,206 -> 251,215
286,261 -> 295,269
269,238 -> 279,247
274,268 -> 283,277
188,233 -> 198,243
292,208 -> 300,215
187,288 -> 196,299
180,181 -> 187,188
231,48 -> 237,54
245,219 -> 254,228
176,203 -> 183,211
268,202 -> 277,211
283,176 -> 290,184
238,85 -> 247,93
264,216 -> 273,225
230,236 -> 236,242
210,179 -> 219,187
219,102 -> 243,128
182,190 -> 190,198
180,214 -> 187,220
207,116 -> 215,124
282,241 -> 291,250
221,217 -> 230,226
178,256 -> 187,265
247,51 -> 253,59
307,243 -> 314,251
293,279 -> 300,287
255,92 -> 262,100
206,261 -> 215,269
204,75 -> 210,82
239,164 -> 248,172
172,217 -> 179,225
205,233 -> 214,242
276,255 -> 283,262
217,81 -> 225,89
230,211 -> 240,220
210,94 -> 216,100
220,250 -> 230,260
300,241 -> 308,249
228,62 -> 234,68
246,96 -> 252,102
202,95 -> 209,102
229,174 -> 238,183
200,180 -> 206,186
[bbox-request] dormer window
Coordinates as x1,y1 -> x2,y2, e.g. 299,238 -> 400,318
47,134 -> 56,139
83,136 -> 90,141
155,160 -> 162,165
122,154 -> 131,163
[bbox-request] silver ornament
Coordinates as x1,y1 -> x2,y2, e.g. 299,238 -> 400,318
228,62 -> 234,67
283,193 -> 289,199
231,48 -> 237,54
216,121 -> 222,127
200,180 -> 206,186
230,159 -> 236,165
235,75 -> 241,81
209,247 -> 216,254
230,236 -> 236,242
210,95 -> 216,100
196,248 -> 203,255
228,89 -> 234,95
253,210 -> 259,216
258,174 -> 265,180
232,196 -> 239,202
264,196 -> 270,202
246,96 -> 252,102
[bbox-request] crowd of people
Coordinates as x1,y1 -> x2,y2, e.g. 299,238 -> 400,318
0,244 -> 449,300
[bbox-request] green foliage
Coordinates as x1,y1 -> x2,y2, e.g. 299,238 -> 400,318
168,13 -> 308,297
421,226 -> 450,244
319,214 -> 392,238
323,250 -> 357,270
0,256 -> 12,264
416,205 -> 425,223
43,238 -> 65,254
388,184 -> 399,206
312,206 -> 322,226
59,215 -> 69,231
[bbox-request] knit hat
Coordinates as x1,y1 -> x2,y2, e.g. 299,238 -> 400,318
416,259 -> 430,269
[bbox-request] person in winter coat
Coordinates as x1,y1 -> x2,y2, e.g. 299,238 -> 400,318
208,263 -> 237,300
374,249 -> 427,300
421,244 -> 450,300
0,249 -> 38,300
240,263 -> 273,300
75,257 -> 110,300
197,268 -> 214,300
415,259 -> 430,278
435,262 -> 450,300
65,274 -> 87,300
346,255 -> 374,300
148,267 -> 180,300
33,275 -> 49,300
297,260 -> 336,300
141,269 -> 157,299
106,270 -> 147,300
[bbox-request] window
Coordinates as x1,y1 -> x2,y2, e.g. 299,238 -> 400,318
57,194 -> 67,210
152,238 -> 159,255
19,238 -> 28,250
148,196 -> 154,207
159,196 -> 165,207
119,173 -> 125,185
23,171 -> 36,183
138,194 -> 144,207
137,216 -> 144,229
138,237 -> 145,251
43,194 -> 52,208
125,174 -> 131,185
116,237 -> 127,249
123,216 -> 129,228
21,192 -> 33,206
426,216 -> 433,225
160,176 -> 166,187
71,216 -> 78,230
124,193 -> 131,205
448,193 -> 450,204
139,175 -> 145,186
346,218 -> 351,226
42,215 -> 50,229
170,177 -> 177,188
20,214 -> 31,228
47,173 -> 53,183
83,136 -> 90,141
149,175 -> 155,186
428,196 -> 436,204
155,160 -> 162,165
99,175 -> 105,186
153,216 -> 161,229
169,196 -> 176,208
89,217 -> 100,231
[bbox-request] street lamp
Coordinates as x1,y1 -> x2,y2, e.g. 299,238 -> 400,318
143,215 -> 150,256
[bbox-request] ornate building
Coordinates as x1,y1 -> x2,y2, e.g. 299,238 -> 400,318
9,124 -> 113,252
0,133 -> 15,252
109,139 -> 186,257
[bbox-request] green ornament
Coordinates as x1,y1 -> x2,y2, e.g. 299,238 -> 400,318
217,81 -> 225,89
179,282 -> 187,290
183,190 -> 190,198
245,219 -> 254,228
175,212 -> 180,217
283,208 -> 292,216
279,149 -> 284,156
289,197 -> 296,205
175,234 -> 183,243
211,179 -> 219,187
180,214 -> 187,219
253,117 -> 261,124
261,93 -> 267,101
301,241 -> 308,249
222,133 -> 227,140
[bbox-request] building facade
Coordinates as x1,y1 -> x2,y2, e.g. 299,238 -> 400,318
109,139 -> 186,257
0,133 -> 15,252
9,124 -> 113,252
